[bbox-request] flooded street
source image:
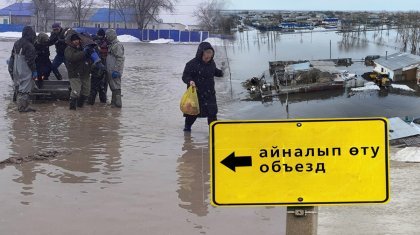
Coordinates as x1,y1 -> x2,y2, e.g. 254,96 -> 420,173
0,40 -> 286,235
0,29 -> 419,234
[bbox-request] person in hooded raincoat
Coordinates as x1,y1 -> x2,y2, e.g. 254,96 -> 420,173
105,29 -> 125,108
182,42 -> 223,131
8,26 -> 38,112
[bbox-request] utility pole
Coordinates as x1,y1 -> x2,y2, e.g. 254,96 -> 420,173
53,0 -> 56,23
329,40 -> 332,59
108,0 -> 111,28
113,0 -> 116,29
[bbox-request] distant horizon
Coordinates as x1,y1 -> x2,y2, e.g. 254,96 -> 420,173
227,0 -> 420,12
224,9 -> 418,13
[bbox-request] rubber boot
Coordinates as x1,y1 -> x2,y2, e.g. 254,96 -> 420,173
100,79 -> 108,103
13,86 -> 18,102
114,89 -> 122,108
87,94 -> 96,105
77,95 -> 87,108
111,91 -> 116,106
69,97 -> 77,110
99,89 -> 107,103
17,93 -> 36,112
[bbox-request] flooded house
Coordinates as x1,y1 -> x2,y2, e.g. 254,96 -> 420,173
243,59 -> 350,100
373,53 -> 420,82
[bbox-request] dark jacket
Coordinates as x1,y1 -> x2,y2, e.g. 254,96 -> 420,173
64,31 -> 91,79
92,35 -> 109,60
9,26 -> 37,73
35,42 -> 52,78
48,27 -> 68,55
182,42 -> 223,117
35,42 -> 51,64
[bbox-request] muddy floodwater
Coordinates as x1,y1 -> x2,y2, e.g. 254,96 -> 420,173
0,29 -> 420,235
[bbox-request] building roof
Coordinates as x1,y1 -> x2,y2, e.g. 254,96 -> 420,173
0,3 -> 34,16
89,8 -> 136,23
375,53 -> 420,71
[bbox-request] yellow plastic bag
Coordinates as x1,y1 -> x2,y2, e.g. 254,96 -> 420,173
180,86 -> 200,115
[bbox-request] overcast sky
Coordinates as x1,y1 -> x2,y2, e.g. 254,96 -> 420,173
226,0 -> 419,11
164,0 -> 420,25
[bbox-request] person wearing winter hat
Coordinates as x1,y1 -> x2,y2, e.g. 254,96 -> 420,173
64,31 -> 92,110
48,22 -> 68,80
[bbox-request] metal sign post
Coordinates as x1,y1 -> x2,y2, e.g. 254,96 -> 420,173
286,206 -> 318,235
210,118 -> 390,234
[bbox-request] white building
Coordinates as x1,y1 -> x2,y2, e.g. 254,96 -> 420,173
374,53 -> 420,81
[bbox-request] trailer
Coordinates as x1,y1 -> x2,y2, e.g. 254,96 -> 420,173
30,80 -> 70,100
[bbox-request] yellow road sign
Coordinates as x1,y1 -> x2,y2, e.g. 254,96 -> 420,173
210,118 -> 390,206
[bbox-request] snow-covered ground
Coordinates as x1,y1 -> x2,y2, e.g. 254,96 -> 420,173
392,147 -> 420,162
149,38 -> 174,44
117,34 -> 141,43
351,82 -> 415,92
391,84 -> 415,92
351,82 -> 380,91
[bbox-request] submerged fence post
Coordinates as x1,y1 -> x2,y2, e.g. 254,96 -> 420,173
329,40 -> 332,59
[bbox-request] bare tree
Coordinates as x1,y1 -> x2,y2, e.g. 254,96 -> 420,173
125,0 -> 177,29
194,0 -> 224,32
114,0 -> 134,29
105,0 -> 176,29
65,0 -> 95,27
32,0 -> 55,32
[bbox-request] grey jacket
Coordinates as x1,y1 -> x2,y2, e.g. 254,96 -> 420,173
105,29 -> 125,76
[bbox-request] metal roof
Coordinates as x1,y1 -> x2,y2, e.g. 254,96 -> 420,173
0,3 -> 34,16
89,8 -> 136,23
375,53 -> 420,71
389,117 -> 420,140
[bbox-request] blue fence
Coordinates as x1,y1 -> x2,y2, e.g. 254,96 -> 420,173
75,27 -> 209,43
0,24 -> 25,33
1,24 -> 211,42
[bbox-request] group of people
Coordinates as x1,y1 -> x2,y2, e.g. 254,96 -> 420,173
7,23 -> 125,112
7,23 -> 223,131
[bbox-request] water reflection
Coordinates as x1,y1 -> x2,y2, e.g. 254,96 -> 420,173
7,105 -> 123,202
177,133 -> 210,217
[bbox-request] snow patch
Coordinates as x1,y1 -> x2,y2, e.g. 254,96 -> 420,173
118,34 -> 141,43
391,84 -> 415,92
0,32 -> 21,38
392,147 -> 420,162
149,38 -> 174,44
0,31 -> 52,39
351,82 -> 380,91
204,37 -> 225,46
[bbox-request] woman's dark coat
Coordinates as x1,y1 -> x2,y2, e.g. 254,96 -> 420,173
182,42 -> 223,117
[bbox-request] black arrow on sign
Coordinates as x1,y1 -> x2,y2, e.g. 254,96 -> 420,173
221,152 -> 252,172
